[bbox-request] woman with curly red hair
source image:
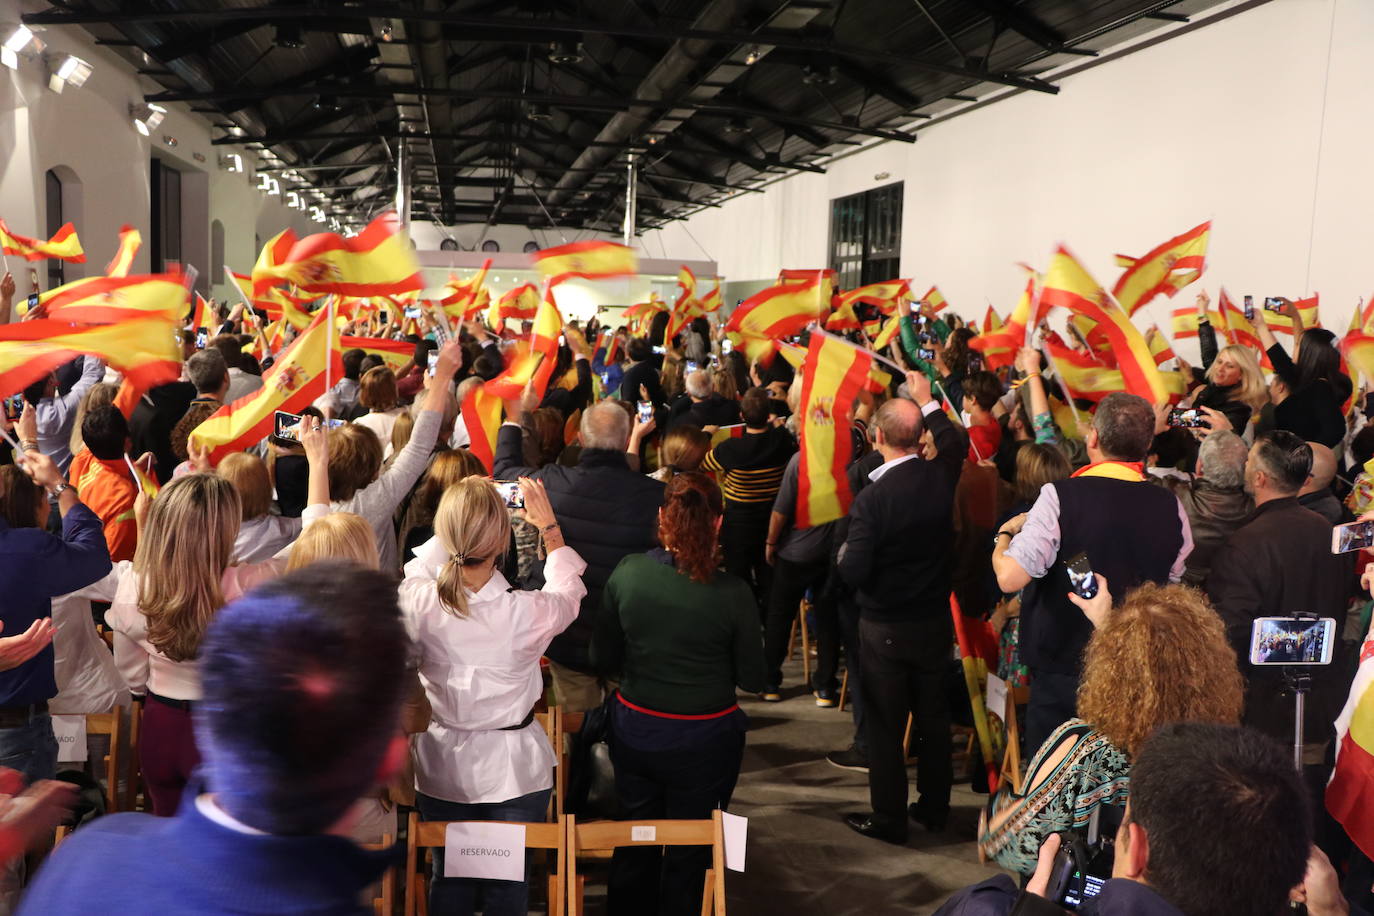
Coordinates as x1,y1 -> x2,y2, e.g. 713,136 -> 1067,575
591,471 -> 766,916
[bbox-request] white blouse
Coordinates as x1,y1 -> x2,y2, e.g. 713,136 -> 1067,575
399,539 -> 586,805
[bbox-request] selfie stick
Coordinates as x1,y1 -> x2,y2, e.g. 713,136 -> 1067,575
1282,611 -> 1319,772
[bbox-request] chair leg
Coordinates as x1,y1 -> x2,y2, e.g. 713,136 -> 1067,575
798,601 -> 811,686
837,668 -> 848,712
786,616 -> 797,661
903,713 -> 914,762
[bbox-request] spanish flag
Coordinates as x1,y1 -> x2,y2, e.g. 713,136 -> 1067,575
1265,294 -> 1320,334
922,285 -> 949,313
1144,326 -> 1176,366
0,316 -> 180,399
257,288 -> 313,330
41,273 -> 191,325
487,283 -> 540,330
665,266 -> 701,339
189,309 -> 342,464
1341,333 -> 1374,385
191,292 -> 216,331
224,268 -> 255,307
0,219 -> 85,263
486,292 -> 563,401
870,315 -> 902,352
1111,221 -> 1210,316
622,297 -> 666,337
973,270 -> 1041,356
1220,289 -> 1262,350
1066,314 -> 1115,366
973,307 -> 1015,370
1170,305 -> 1229,340
725,278 -> 829,343
1040,245 -> 1170,404
105,225 -> 141,277
699,277 -> 723,313
340,335 -> 412,372
1350,297 -> 1374,337
461,384 -> 504,473
531,240 -> 637,286
796,331 -> 874,528
251,212 -> 423,298
1326,621 -> 1374,860
1042,335 -> 1126,404
441,258 -> 491,307
837,280 -> 911,315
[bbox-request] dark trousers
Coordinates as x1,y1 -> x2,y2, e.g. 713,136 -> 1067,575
839,599 -> 866,755
763,556 -> 839,690
1024,669 -> 1079,758
141,698 -> 200,817
416,788 -> 552,916
607,727 -> 744,916
720,509 -> 772,622
860,615 -> 953,824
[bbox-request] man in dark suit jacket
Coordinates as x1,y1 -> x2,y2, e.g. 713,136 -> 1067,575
836,371 -> 964,844
494,399 -> 665,713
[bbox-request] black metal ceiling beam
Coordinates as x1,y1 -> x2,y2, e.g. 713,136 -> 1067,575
676,125 -> 826,175
501,161 -> 765,195
959,0 -> 1077,54
147,19 -> 266,64
149,84 -> 918,143
26,6 -> 1058,94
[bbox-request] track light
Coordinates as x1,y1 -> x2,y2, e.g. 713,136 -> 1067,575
256,174 -> 281,196
524,103 -> 552,122
547,40 -> 583,64
309,206 -> 326,223
744,46 -> 760,66
723,117 -> 749,134
273,22 -> 304,49
1,25 -> 38,70
130,102 -> 165,136
48,53 -> 91,92
286,190 -> 303,209
219,153 -> 244,173
379,20 -> 394,42
313,93 -> 339,112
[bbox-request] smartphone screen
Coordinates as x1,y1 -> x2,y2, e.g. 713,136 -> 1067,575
426,350 -> 439,376
720,339 -> 733,355
685,360 -> 699,374
25,293 -> 38,309
652,345 -> 665,356
1243,295 -> 1255,321
1167,407 -> 1206,429
3,394 -> 22,421
271,411 -> 342,446
1248,617 -> 1336,665
1065,551 -> 1098,599
636,400 -> 653,423
1332,519 -> 1374,554
404,306 -> 421,320
918,348 -> 936,361
1264,297 -> 1284,311
195,327 -> 208,349
493,480 -> 524,509
378,310 -> 389,324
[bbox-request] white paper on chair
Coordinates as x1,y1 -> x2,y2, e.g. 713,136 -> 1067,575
721,811 -> 747,873
986,673 -> 1008,725
631,825 -> 656,842
51,715 -> 87,764
443,822 -> 525,881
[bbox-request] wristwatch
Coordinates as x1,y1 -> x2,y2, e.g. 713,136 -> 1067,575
992,529 -> 1013,550
48,482 -> 73,498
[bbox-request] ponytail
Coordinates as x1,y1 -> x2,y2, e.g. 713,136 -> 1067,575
658,472 -> 723,584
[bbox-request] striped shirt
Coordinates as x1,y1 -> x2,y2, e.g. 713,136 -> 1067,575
702,426 -> 796,506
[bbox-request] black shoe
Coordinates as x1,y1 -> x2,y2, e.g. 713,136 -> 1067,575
825,746 -> 869,772
843,813 -> 907,845
759,686 -> 782,702
813,688 -> 838,708
907,797 -> 950,832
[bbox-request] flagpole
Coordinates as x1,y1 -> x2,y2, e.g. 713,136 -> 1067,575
325,293 -> 335,395
1039,337 -> 1085,436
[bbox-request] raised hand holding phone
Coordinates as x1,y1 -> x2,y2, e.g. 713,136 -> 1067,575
1066,573 -> 1112,629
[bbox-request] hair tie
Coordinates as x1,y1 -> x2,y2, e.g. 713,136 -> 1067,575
451,553 -> 466,565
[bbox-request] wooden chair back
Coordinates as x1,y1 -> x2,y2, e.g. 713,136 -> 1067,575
125,699 -> 144,812
566,810 -> 725,916
358,833 -> 397,916
83,708 -> 124,814
404,810 -> 566,916
999,685 -> 1032,794
535,707 -> 563,818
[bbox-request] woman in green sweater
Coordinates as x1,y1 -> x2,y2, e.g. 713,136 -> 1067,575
591,471 -> 766,916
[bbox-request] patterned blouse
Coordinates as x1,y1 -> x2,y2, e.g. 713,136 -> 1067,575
977,718 -> 1131,876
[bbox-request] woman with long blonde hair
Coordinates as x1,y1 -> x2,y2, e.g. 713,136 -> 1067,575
399,476 -> 584,916
75,425 -> 332,815
1184,291 -> 1269,433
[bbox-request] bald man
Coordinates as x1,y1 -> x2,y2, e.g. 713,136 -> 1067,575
836,371 -> 966,844
1297,440 -> 1349,524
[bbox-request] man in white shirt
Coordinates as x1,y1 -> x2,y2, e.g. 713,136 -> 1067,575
24,356 -> 105,473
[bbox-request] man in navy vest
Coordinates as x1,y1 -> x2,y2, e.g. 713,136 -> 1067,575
992,393 -> 1192,754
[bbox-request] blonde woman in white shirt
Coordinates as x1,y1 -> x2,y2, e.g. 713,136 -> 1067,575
74,424 -> 331,816
400,476 -> 584,916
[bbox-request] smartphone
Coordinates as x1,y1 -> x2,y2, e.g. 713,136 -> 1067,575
378,310 -> 389,324
1332,519 -> 1374,553
685,360 -> 700,374
652,345 -> 665,356
493,480 -> 524,509
1248,616 -> 1336,666
918,347 -> 936,361
404,306 -> 421,320
269,410 -> 343,446
720,339 -> 733,355
3,394 -> 22,421
1167,407 -> 1206,429
195,327 -> 208,349
967,352 -> 984,374
636,400 -> 653,423
25,293 -> 38,310
558,333 -> 566,347
426,350 -> 439,377
1263,297 -> 1285,312
1243,295 -> 1255,321
1065,551 -> 1098,599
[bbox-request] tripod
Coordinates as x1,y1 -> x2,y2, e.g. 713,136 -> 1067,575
1282,667 -> 1312,772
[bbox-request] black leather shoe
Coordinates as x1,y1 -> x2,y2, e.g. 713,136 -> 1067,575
842,813 -> 907,845
907,798 -> 950,832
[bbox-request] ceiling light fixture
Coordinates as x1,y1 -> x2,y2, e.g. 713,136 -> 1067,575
744,46 -> 760,66
219,153 -> 243,172
524,103 -> 552,122
723,117 -> 749,134
47,53 -> 91,92
379,20 -> 394,42
547,40 -> 583,65
1,25 -> 37,70
273,22 -> 304,50
130,101 -> 166,136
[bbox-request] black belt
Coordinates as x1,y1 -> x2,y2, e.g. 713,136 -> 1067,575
0,702 -> 47,728
498,708 -> 536,731
148,692 -> 194,711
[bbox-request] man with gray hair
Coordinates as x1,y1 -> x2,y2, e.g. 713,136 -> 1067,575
494,399 -> 664,712
1155,429 -> 1253,587
666,369 -> 741,430
993,392 -> 1193,752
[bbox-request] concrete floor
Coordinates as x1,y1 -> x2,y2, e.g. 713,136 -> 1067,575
725,666 -> 1004,916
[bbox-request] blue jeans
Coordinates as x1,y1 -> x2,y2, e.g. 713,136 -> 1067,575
416,788 -> 552,916
0,714 -> 58,784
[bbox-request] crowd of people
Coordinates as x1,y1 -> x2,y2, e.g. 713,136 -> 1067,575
0,270 -> 1369,916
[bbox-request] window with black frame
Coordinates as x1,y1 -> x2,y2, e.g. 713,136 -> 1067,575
828,182 -> 903,289
44,170 -> 64,288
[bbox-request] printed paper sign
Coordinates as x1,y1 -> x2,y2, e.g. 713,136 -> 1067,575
52,715 -> 87,764
444,822 -> 525,881
722,811 -> 747,873
630,825 -> 656,842
986,673 -> 1008,724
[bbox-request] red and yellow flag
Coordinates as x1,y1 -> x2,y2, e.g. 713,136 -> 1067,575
1040,245 -> 1170,404
225,268 -> 255,307
1265,294 -> 1320,334
1341,333 -> 1374,384
189,309 -> 342,463
973,269 -> 1042,357
1170,305 -> 1229,340
33,272 -> 190,325
339,335 -> 412,372
622,297 -> 666,337
0,219 -> 85,263
1350,297 -> 1374,337
699,277 -> 723,313
974,307 -> 1015,370
725,278 -> 829,343
921,285 -> 949,313
0,316 -> 180,399
461,384 -> 504,473
1043,335 -> 1128,404
251,212 -> 422,298
1326,623 -> 1374,861
257,288 -> 313,330
665,266 -> 701,339
796,331 -> 874,529
530,240 -> 637,286
1144,326 -> 1176,366
1112,220 -> 1210,316
105,225 -> 141,277
1219,289 -> 1261,350
487,283 -> 540,330
1066,314 -> 1115,366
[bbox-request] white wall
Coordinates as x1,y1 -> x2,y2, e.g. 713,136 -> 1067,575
640,0 -> 1374,350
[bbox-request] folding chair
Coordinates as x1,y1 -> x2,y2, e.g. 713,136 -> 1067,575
566,810 -> 726,916
998,685 -> 1031,794
535,708 -> 563,818
358,833 -> 398,916
403,810 -> 566,916
785,599 -> 812,685
83,708 -> 125,814
124,698 -> 144,812
53,825 -> 70,849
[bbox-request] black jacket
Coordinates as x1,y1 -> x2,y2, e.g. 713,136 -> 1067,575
933,875 -> 1188,916
1268,343 -> 1350,448
493,424 -> 665,671
618,360 -> 664,407
836,408 -> 963,619
1155,476 -> 1252,587
129,381 -> 197,484
666,393 -> 741,430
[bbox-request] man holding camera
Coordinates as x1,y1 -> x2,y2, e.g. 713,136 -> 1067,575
936,722 -> 1357,916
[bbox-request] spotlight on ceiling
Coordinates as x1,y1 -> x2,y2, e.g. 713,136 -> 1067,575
379,19 -> 394,42
801,64 -> 838,85
524,103 -> 552,122
286,190 -> 305,209
1,25 -> 38,70
309,206 -> 326,223
723,117 -> 749,134
547,40 -> 583,65
48,53 -> 91,92
313,93 -> 339,112
273,22 -> 304,49
744,46 -> 760,66
219,153 -> 244,173
130,101 -> 166,136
